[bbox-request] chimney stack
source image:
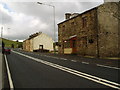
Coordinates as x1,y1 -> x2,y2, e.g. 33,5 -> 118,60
70,13 -> 79,18
65,13 -> 71,19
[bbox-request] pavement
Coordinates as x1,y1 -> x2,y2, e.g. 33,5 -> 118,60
0,52 -> 2,90
0,39 -> 2,89
20,50 -> 120,68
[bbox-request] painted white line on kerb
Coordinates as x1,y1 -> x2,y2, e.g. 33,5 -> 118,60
97,64 -> 120,70
12,51 -> 120,89
4,55 -> 14,89
82,62 -> 89,64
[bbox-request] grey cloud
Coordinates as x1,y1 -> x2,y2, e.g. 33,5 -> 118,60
3,1 -> 103,41
0,10 -> 13,24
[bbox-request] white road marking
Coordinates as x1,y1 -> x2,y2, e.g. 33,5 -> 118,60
12,50 -> 120,89
13,50 -> 120,70
4,55 -> 14,89
96,64 -> 120,70
41,55 -> 59,59
44,55 -> 47,56
82,62 -> 89,64
60,58 -> 68,60
71,60 -> 77,62
52,57 -> 59,59
44,55 -> 52,58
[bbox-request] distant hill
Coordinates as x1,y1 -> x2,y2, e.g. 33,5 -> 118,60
2,38 -> 23,48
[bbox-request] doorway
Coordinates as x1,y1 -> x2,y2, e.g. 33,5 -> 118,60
39,45 -> 43,50
70,37 -> 77,54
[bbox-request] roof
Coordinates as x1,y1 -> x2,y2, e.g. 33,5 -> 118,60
23,32 -> 54,42
23,32 -> 42,42
29,32 -> 42,39
69,35 -> 77,39
58,6 -> 98,25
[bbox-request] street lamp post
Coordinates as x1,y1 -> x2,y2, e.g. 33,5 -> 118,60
1,27 -> 3,49
1,27 -> 3,39
37,2 -> 56,53
1,27 -> 10,39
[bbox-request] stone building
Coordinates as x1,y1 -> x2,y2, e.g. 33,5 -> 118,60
23,32 -> 54,52
23,39 -> 31,52
58,2 -> 120,58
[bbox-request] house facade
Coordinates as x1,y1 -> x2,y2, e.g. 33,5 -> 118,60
23,39 -> 31,52
58,2 -> 120,57
23,32 -> 54,52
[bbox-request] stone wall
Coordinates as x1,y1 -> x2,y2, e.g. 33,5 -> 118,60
23,39 -> 30,52
97,2 -> 120,57
117,2 -> 120,57
58,8 -> 98,56
58,2 -> 120,57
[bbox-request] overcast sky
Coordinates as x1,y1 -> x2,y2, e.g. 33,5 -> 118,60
0,0 -> 104,42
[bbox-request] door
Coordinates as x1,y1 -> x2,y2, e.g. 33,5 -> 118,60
39,45 -> 43,50
70,37 -> 77,54
72,40 -> 77,54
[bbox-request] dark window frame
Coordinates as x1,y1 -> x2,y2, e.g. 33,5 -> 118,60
63,25 -> 65,32
82,16 -> 87,28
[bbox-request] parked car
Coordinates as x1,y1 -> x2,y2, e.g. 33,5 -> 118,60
3,47 -> 11,54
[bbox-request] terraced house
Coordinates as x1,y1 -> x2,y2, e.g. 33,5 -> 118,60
58,2 -> 120,58
23,32 -> 54,52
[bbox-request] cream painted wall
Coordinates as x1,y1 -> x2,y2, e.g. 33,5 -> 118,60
64,48 -> 72,54
30,39 -> 33,52
33,33 -> 54,51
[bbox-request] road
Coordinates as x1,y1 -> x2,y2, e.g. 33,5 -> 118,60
4,50 -> 120,88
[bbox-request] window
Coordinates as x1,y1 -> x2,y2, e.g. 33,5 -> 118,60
88,39 -> 94,44
71,22 -> 74,26
72,40 -> 76,48
71,22 -> 75,31
82,16 -> 87,28
63,25 -> 65,31
88,35 -> 94,44
81,37 -> 87,47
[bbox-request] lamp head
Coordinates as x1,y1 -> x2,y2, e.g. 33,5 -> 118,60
37,2 -> 43,4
